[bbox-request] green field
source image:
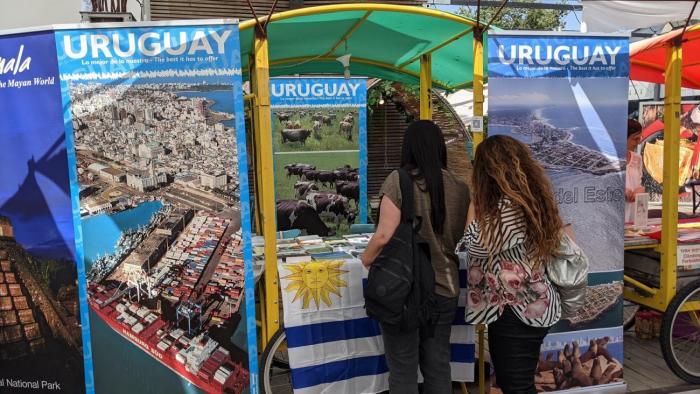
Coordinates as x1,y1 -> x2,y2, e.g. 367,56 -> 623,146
274,151 -> 359,235
273,107 -> 359,152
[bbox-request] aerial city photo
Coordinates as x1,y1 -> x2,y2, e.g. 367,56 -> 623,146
68,81 -> 249,394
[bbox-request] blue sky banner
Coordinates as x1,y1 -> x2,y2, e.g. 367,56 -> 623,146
270,77 -> 368,234
0,29 -> 90,393
488,33 -> 628,393
488,35 -> 629,79
54,21 -> 256,394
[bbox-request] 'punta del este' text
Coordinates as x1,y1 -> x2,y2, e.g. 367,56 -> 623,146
498,44 -> 621,66
62,30 -> 232,59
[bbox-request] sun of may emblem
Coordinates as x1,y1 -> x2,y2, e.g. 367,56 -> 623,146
283,260 -> 349,310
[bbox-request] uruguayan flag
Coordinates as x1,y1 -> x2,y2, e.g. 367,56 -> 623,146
279,257 -> 474,394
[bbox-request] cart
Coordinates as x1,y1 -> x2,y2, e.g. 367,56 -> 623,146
623,23 -> 700,384
237,4 -> 491,393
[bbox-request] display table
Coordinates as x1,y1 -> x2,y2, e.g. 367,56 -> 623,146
253,233 -> 475,393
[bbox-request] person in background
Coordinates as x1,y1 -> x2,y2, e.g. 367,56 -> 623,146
625,119 -> 645,223
361,120 -> 470,394
457,135 -> 562,394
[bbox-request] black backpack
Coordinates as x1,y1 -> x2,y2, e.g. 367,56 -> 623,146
364,168 -> 437,333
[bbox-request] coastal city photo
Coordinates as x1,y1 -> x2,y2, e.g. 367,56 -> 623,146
68,80 -> 250,394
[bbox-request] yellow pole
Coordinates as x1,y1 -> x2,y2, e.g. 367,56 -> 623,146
658,40 -> 682,308
420,53 -> 433,120
251,28 -> 280,345
472,29 -> 485,151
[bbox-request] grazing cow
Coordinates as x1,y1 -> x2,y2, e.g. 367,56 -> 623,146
339,121 -> 353,141
277,200 -> 333,237
336,181 -> 360,207
294,181 -> 319,199
343,114 -> 354,124
281,129 -> 311,145
328,112 -> 337,121
277,112 -> 291,122
312,120 -> 322,140
322,115 -> 332,126
305,193 -> 356,227
315,170 -> 337,187
312,113 -> 324,122
285,120 -> 302,129
284,163 -> 316,178
303,169 -> 320,182
299,111 -> 308,118
333,166 -> 358,181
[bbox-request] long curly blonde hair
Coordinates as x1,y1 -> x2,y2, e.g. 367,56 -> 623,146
472,135 -> 562,266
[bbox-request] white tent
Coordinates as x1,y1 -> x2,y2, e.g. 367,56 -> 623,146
582,0 -> 699,33
442,88 -> 489,126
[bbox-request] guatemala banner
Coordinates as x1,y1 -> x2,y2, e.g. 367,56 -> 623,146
0,28 -> 91,393
54,21 -> 256,394
270,77 -> 368,236
488,32 -> 629,393
278,256 -> 474,394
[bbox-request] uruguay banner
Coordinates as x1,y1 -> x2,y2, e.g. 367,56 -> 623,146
270,78 -> 368,234
0,28 -> 91,393
53,21 -> 256,394
278,257 -> 474,393
488,32 -> 628,393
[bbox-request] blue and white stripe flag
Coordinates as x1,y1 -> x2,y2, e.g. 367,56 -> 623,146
279,256 -> 474,394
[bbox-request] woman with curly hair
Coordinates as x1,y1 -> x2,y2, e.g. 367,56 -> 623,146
457,135 -> 563,394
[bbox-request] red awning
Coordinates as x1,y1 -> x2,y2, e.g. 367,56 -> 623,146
630,23 -> 700,89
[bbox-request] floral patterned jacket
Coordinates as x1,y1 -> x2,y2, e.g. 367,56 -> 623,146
456,200 -> 561,327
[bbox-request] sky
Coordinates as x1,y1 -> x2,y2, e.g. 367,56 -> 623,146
428,0 -> 582,31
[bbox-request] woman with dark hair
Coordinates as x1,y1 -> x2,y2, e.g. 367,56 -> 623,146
457,135 -> 562,394
362,120 -> 470,393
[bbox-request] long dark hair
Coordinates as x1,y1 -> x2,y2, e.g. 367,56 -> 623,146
400,120 -> 447,234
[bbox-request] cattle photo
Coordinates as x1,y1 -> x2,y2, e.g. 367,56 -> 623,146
272,107 -> 359,152
270,78 -> 366,237
275,153 -> 360,236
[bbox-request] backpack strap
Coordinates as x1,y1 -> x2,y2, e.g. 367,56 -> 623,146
397,168 -> 415,223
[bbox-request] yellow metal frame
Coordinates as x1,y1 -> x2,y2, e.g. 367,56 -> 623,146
472,29 -> 485,151
420,54 -> 433,120
238,3 -> 478,31
243,4 -> 488,392
624,40 -> 683,312
250,29 -> 280,347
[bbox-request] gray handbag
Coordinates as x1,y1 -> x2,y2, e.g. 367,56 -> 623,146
547,228 -> 589,319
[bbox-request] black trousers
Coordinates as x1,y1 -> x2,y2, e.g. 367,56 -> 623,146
489,307 -> 550,394
380,295 -> 457,394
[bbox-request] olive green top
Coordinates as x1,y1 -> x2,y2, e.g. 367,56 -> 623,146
379,169 -> 470,298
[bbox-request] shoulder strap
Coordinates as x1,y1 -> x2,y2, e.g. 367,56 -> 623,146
398,168 -> 415,223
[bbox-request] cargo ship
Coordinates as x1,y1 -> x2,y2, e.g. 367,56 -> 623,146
87,210 -> 249,394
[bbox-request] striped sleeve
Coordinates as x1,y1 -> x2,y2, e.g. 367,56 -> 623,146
456,200 -> 526,257
456,220 -> 489,259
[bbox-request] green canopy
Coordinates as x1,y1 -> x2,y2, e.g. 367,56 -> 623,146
239,4 -> 489,90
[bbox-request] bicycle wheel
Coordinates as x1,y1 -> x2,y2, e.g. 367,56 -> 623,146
261,328 -> 292,394
660,278 -> 700,384
623,300 -> 640,331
